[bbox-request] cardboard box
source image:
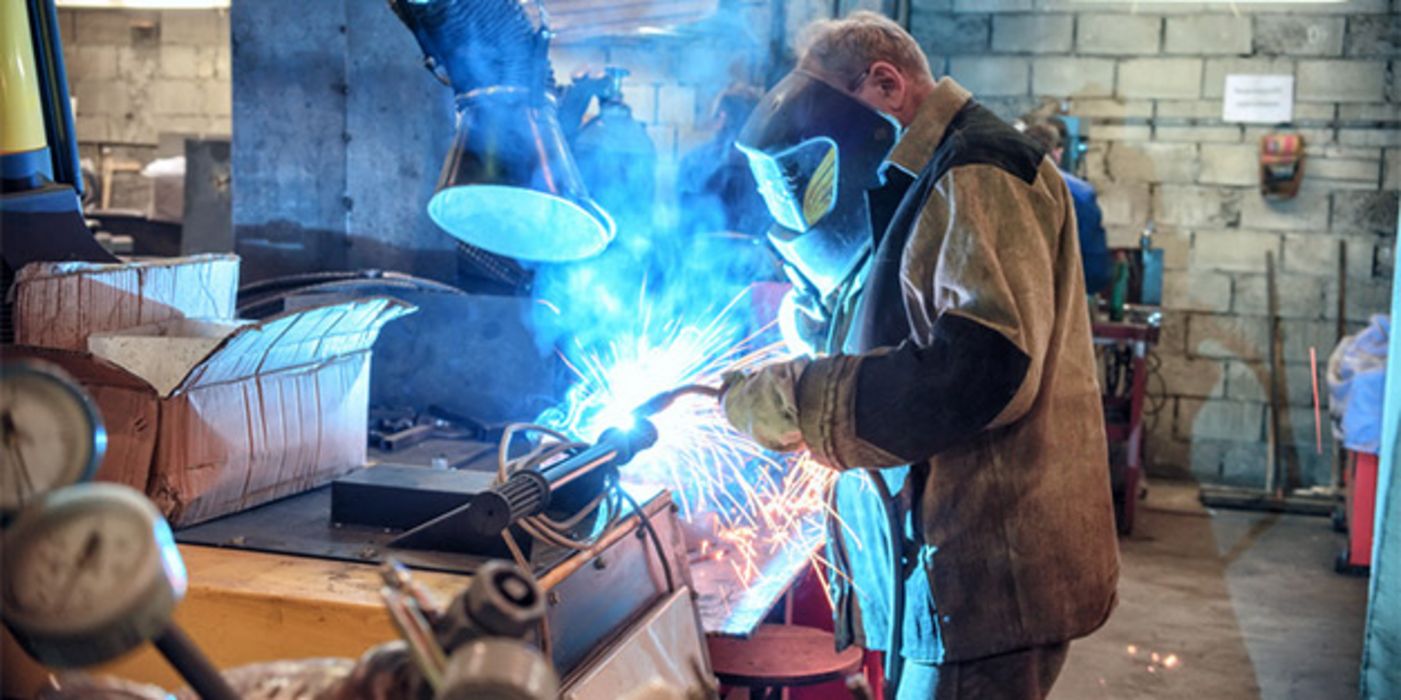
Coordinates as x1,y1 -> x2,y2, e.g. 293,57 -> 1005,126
12,254 -> 239,351
8,297 -> 413,526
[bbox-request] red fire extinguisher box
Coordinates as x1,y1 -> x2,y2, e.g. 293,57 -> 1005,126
1341,451 -> 1380,574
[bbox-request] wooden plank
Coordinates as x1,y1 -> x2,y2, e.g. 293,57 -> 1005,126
4,493 -> 682,693
88,546 -> 472,689
1198,485 -> 1336,516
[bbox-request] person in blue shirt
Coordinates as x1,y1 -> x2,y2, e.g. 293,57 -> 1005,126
1025,121 -> 1113,295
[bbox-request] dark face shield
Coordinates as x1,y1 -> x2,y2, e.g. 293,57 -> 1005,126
736,70 -> 900,299
737,137 -> 838,233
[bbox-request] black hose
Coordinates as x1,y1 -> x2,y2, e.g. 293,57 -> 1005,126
619,486 -> 677,594
153,625 -> 239,700
869,470 -> 904,699
388,0 -> 548,96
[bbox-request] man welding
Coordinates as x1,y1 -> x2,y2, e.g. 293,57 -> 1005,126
720,12 -> 1119,699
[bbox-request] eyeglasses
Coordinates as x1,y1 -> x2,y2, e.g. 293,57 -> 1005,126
847,67 -> 871,93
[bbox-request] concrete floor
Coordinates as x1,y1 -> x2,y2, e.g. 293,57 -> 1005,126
1054,480 -> 1369,700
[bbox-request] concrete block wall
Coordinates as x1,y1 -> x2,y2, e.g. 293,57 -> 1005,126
58,9 -> 231,209
907,0 -> 1398,486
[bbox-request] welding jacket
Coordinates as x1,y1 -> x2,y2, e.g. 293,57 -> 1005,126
799,78 -> 1119,664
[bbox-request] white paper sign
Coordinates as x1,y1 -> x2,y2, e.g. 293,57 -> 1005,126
1222,74 -> 1295,124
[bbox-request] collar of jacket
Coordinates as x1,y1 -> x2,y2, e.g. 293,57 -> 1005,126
886,77 -> 973,177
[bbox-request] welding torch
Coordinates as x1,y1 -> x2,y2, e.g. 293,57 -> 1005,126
444,383 -> 719,540
631,383 -> 723,418
480,382 -> 718,526
452,420 -> 659,539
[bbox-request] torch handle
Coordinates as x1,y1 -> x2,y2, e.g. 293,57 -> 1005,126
467,470 -> 551,537
469,419 -> 659,537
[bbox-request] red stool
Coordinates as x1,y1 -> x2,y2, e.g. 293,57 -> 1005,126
708,624 -> 866,700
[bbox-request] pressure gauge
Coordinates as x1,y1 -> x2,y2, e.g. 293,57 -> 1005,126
2,482 -> 188,668
0,361 -> 106,512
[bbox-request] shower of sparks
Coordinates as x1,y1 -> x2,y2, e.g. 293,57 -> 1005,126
535,285 -> 844,605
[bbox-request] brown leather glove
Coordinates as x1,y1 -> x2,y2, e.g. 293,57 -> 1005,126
719,359 -> 811,452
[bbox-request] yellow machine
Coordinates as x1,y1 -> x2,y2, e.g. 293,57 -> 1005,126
0,0 -> 115,345
1,0 -> 48,162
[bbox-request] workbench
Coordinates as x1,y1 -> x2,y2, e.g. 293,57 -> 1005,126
3,490 -> 708,699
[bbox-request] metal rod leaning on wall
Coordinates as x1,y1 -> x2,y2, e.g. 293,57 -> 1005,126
1266,252 -> 1283,498
1334,239 -> 1349,491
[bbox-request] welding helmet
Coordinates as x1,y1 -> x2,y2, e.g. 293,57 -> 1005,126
736,70 -> 900,299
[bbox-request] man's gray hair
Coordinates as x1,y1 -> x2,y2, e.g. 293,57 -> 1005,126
797,11 -> 934,90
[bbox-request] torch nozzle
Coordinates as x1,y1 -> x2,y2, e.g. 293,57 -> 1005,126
633,383 -> 722,418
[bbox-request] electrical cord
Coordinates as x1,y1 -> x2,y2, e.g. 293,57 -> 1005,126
492,422 -> 676,591
869,471 -> 904,699
491,421 -> 678,663
491,422 -> 597,666
495,423 -> 623,551
618,486 -> 677,595
1143,350 -> 1168,431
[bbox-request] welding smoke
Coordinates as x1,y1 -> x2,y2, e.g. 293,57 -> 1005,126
527,7 -> 779,372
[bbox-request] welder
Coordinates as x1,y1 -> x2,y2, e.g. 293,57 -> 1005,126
720,11 -> 1119,699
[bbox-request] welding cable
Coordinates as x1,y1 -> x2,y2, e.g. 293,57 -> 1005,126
617,486 -> 677,594
495,423 -> 627,552
868,471 -> 905,699
632,384 -> 723,419
1144,351 -> 1168,427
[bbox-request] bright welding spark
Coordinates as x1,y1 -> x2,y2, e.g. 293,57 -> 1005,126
536,284 -> 840,599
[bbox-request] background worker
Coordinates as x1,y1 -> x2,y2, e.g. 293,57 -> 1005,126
721,12 -> 1120,699
1024,120 -> 1113,296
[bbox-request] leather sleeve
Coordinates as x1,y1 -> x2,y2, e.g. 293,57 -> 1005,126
796,162 -> 1064,469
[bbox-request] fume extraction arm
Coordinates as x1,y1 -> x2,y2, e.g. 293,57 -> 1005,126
390,0 -> 616,263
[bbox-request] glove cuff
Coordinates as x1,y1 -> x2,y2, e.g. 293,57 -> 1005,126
797,354 -> 905,470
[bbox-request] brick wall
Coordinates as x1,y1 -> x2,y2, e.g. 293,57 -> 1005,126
906,0 -> 1398,486
58,9 -> 230,209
